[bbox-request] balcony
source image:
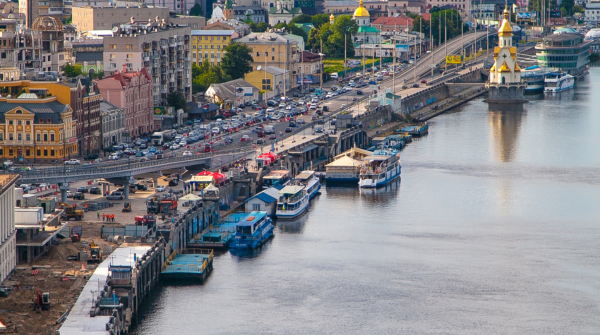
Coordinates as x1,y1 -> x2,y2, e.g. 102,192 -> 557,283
169,43 -> 177,48
144,56 -> 150,62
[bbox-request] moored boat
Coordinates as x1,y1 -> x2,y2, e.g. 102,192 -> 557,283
401,124 -> 428,136
160,249 -> 214,282
544,71 -> 574,93
262,170 -> 290,189
358,148 -> 401,188
325,148 -> 373,185
521,65 -> 547,93
294,170 -> 321,199
276,185 -> 309,219
230,211 -> 274,249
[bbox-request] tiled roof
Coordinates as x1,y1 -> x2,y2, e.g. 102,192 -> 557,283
0,100 -> 68,124
209,79 -> 258,99
371,15 -> 414,27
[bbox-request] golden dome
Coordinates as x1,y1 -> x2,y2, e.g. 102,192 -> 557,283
330,13 -> 335,21
498,7 -> 513,37
353,0 -> 370,17
498,61 -> 511,72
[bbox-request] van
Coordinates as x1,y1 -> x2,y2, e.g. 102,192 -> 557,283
263,125 -> 275,134
330,73 -> 339,79
212,127 -> 220,135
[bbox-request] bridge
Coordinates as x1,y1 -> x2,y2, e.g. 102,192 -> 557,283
16,148 -> 255,202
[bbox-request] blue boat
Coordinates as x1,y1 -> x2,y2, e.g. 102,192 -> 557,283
401,124 -> 428,136
521,65 -> 547,93
230,211 -> 274,249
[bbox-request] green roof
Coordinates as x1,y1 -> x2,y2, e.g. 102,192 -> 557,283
357,26 -> 380,33
294,23 -> 314,35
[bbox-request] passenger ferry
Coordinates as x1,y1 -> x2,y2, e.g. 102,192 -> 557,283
358,149 -> 401,188
521,65 -> 547,93
294,170 -> 321,199
275,171 -> 321,219
544,71 -> 575,93
229,212 -> 274,249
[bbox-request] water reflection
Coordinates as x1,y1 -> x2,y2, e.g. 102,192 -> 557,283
359,179 -> 401,200
488,104 -> 524,162
276,212 -> 308,234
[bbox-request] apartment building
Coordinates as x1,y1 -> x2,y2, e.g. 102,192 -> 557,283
203,19 -> 251,37
72,6 -> 206,33
0,16 -> 67,73
102,20 -> 192,106
244,66 -> 289,98
0,174 -> 18,284
586,0 -> 600,24
97,68 -> 154,137
0,94 -> 78,162
236,32 -> 299,86
100,101 -> 125,150
191,30 -> 238,66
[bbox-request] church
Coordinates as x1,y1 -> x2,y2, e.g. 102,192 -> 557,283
351,0 -> 380,45
485,7 -> 526,103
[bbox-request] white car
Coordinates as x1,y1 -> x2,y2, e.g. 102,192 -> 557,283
279,103 -> 286,108
64,159 -> 81,165
169,144 -> 179,150
109,154 -> 119,161
297,118 -> 306,124
156,185 -> 166,192
266,108 -> 275,113
298,100 -> 305,105
310,104 -> 318,110
183,151 -> 193,157
325,94 -> 333,99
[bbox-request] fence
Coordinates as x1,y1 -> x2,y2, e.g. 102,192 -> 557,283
101,225 -> 148,238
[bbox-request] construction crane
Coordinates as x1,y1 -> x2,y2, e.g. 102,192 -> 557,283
33,288 -> 50,311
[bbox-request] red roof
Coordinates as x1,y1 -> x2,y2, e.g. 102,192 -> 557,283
371,15 -> 414,27
197,171 -> 226,182
102,68 -> 152,88
421,13 -> 431,21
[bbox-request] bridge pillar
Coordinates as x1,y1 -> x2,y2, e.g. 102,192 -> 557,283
59,182 -> 70,203
124,180 -> 130,200
153,178 -> 159,190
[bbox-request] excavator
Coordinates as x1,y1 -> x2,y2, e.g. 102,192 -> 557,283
56,202 -> 84,221
33,288 -> 50,311
88,242 -> 102,263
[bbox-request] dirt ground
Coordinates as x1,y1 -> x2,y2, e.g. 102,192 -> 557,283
0,221 -> 119,334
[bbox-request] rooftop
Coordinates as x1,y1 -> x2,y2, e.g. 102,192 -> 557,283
0,174 -> 19,194
191,29 -> 235,36
237,32 -> 300,45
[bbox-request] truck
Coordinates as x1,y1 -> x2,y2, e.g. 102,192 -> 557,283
88,242 -> 102,263
151,131 -> 173,146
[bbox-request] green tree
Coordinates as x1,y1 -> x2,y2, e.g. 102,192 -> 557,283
189,3 -> 203,16
64,15 -> 72,24
62,63 -> 83,77
311,13 -> 330,29
290,14 -> 313,24
413,15 -> 430,38
167,92 -> 188,112
221,42 -> 254,79
573,4 -> 584,12
191,60 -> 232,93
561,0 -> 574,15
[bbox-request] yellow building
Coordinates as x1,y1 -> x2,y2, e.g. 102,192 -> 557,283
244,66 -> 289,98
0,94 -> 77,163
191,30 -> 238,66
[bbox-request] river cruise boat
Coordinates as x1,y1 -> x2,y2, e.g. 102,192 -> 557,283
401,124 -> 428,137
276,185 -> 309,219
544,71 -> 574,93
230,212 -> 274,249
521,65 -> 547,93
262,170 -> 290,189
294,170 -> 321,199
358,149 -> 401,188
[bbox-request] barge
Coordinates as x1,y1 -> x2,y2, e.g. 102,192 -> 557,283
161,249 -> 214,283
401,124 -> 429,136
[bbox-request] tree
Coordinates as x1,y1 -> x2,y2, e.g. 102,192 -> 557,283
221,42 -> 254,79
62,63 -> 83,77
311,13 -> 330,29
290,14 -> 313,24
561,0 -> 574,15
189,3 -> 203,16
413,15 -> 430,38
64,15 -> 72,25
191,60 -> 232,93
167,92 -> 188,112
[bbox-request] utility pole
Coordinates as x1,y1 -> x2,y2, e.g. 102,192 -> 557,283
344,32 -> 347,85
320,37 -> 323,92
444,10 -> 447,72
393,29 -> 396,93
431,13 -> 434,78
362,30 -> 366,79
461,12 -> 464,59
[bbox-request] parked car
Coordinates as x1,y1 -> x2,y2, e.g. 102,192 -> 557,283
90,187 -> 102,194
156,185 -> 166,192
64,159 -> 81,165
73,192 -> 85,200
134,184 -> 148,191
168,179 -> 179,186
107,191 -> 124,200
84,154 -> 99,160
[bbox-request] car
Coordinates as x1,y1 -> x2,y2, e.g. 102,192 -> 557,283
73,192 -> 85,200
183,151 -> 192,157
107,191 -> 124,200
90,187 -> 101,194
109,154 -> 119,160
64,159 -> 81,165
279,103 -> 286,108
77,187 -> 89,193
204,144 -> 212,152
66,191 -> 73,198
421,79 -> 427,84
169,144 -> 179,150
356,90 -> 363,95
315,126 -> 323,133
330,119 -> 337,126
84,154 -> 99,160
412,83 -> 419,88
317,118 -> 325,124
310,104 -> 317,110
156,153 -> 164,159
269,134 -> 277,140
298,100 -> 305,105
353,97 -> 358,102
312,115 -> 319,121
168,179 -> 179,186
322,106 -> 329,112
135,151 -> 145,157
289,121 -> 296,127
297,118 -> 306,124
139,157 -> 148,162
285,127 -> 293,133
293,92 -> 299,97
240,135 -> 251,142
148,146 -> 157,153
256,139 -> 265,145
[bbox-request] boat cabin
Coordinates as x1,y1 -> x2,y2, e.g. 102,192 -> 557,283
277,185 -> 305,211
262,170 -> 290,189
235,212 -> 268,236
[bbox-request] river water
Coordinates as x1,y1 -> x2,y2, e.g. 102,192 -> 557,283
133,69 -> 600,334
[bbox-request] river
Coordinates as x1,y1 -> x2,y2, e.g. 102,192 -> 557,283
132,68 -> 600,334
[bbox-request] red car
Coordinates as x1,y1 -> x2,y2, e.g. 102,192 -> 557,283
269,134 -> 276,140
204,144 -> 212,152
240,135 -> 251,142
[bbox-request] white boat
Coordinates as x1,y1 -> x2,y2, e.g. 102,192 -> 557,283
544,71 -> 574,93
275,171 -> 321,219
358,149 -> 401,188
521,65 -> 547,93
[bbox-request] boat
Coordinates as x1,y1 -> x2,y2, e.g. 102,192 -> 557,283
325,148 -> 373,185
294,170 -> 321,199
229,211 -> 274,249
521,65 -> 547,93
160,249 -> 214,282
544,71 -> 574,93
401,124 -> 428,136
276,185 -> 309,219
262,170 -> 290,189
358,148 -> 401,188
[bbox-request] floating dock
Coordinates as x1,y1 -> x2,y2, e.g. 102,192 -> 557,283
161,249 -> 214,282
187,212 -> 245,249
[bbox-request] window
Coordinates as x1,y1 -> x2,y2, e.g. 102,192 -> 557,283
17,120 -> 21,125
9,149 -> 12,156
217,36 -> 221,40
8,120 -> 12,125
37,134 -> 41,141
37,149 -> 41,156
223,37 -> 227,41
26,134 -> 30,141
0,133 -> 3,140
50,134 -> 55,141
252,204 -> 261,211
109,44 -> 117,49
110,54 -> 116,59
126,44 -> 133,49
127,54 -> 133,58
51,150 -> 55,156
17,133 -> 21,140
272,56 -> 275,61
26,121 -> 30,125
257,52 -> 260,56
26,149 -> 30,156
44,134 -> 48,141
110,63 -> 116,68
9,133 -> 13,140
44,149 -> 48,156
